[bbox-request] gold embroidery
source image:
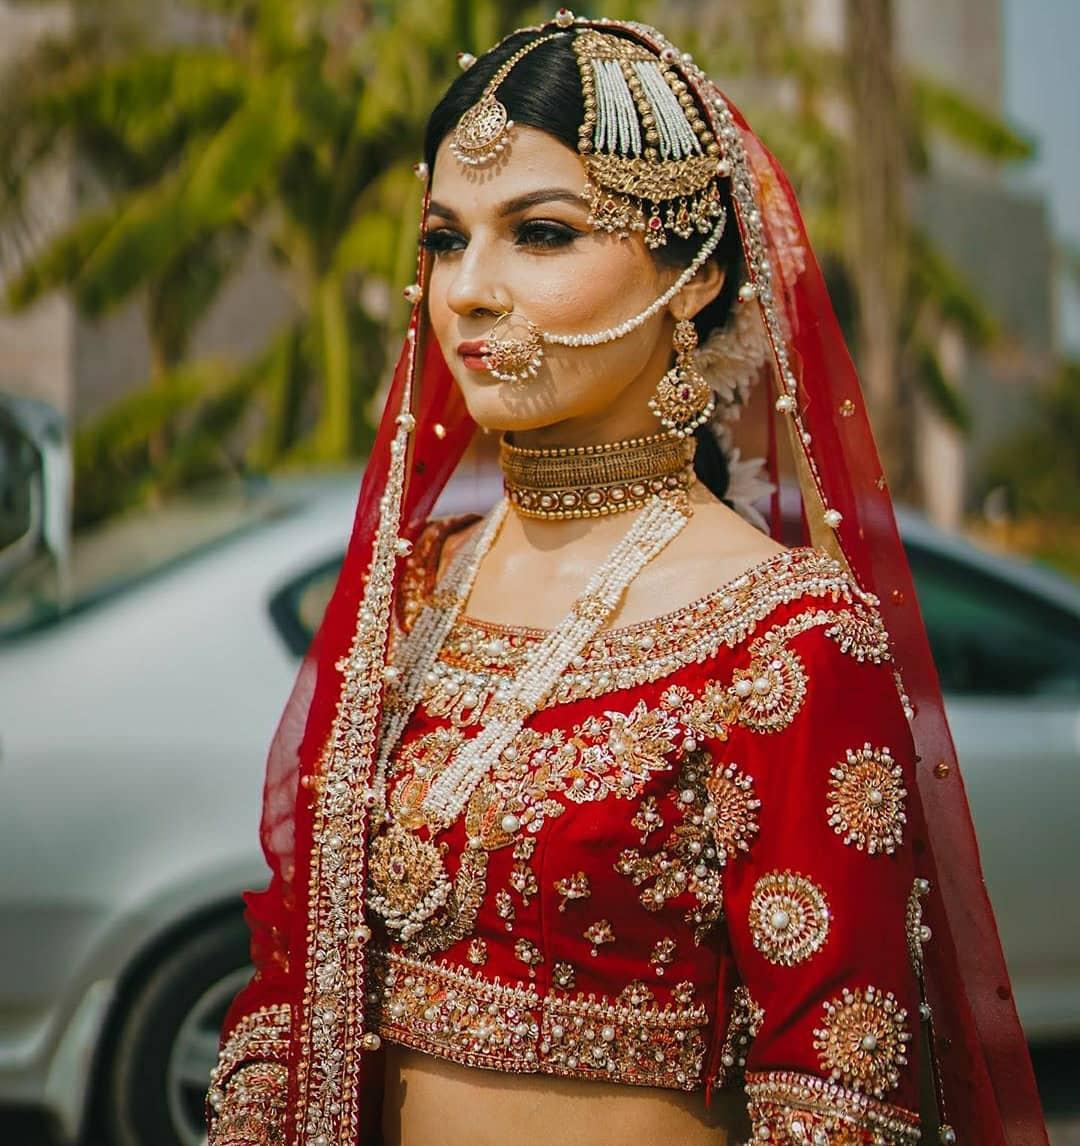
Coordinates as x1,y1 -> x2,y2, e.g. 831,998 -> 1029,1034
552,961 -> 577,990
427,548 -> 880,711
650,936 -> 677,972
906,878 -> 932,975
583,919 -> 616,955
823,604 -> 892,664
510,860 -> 539,905
749,871 -> 831,967
631,794 -> 665,843
714,985 -> 764,1088
615,753 -> 724,944
467,937 -> 488,965
732,644 -> 807,732
704,761 -> 760,862
515,937 -> 544,971
554,871 -> 592,912
745,1070 -> 920,1144
813,985 -> 912,1098
207,1061 -> 288,1146
827,743 -> 907,855
541,979 -> 708,1090
207,1005 -> 291,1144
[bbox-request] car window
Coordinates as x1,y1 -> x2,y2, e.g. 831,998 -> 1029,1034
269,555 -> 344,657
907,545 -> 1080,698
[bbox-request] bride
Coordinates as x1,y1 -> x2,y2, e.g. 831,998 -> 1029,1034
206,12 -> 1047,1146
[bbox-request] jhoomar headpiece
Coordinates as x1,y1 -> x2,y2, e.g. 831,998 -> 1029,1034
452,23 -> 728,250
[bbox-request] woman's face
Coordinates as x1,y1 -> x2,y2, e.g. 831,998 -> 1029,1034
424,125 -> 712,441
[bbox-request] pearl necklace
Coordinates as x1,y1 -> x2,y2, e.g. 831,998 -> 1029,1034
372,491 -> 692,829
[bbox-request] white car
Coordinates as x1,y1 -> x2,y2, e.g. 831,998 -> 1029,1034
0,475 -> 1076,1146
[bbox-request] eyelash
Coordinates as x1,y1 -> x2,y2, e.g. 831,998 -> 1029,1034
421,221 -> 579,255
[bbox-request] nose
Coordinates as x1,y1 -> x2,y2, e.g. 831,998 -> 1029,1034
443,235 -> 509,322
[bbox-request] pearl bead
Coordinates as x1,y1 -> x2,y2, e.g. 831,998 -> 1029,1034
457,51 -> 476,70
554,6 -> 575,26
861,1033 -> 878,1052
735,678 -> 753,697
501,813 -> 520,833
869,788 -> 883,805
940,1127 -> 957,1144
775,394 -> 795,413
823,508 -> 843,528
412,161 -> 429,180
402,283 -> 422,304
771,909 -> 790,931
739,282 -> 758,302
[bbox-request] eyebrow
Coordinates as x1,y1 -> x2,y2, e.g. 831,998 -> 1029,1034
427,188 -> 589,220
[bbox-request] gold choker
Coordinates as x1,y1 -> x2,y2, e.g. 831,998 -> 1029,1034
499,432 -> 696,520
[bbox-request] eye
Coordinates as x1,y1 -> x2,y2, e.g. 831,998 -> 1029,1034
515,220 -> 579,249
421,228 -> 465,254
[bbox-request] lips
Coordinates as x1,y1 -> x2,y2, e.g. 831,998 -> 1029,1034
457,339 -> 491,372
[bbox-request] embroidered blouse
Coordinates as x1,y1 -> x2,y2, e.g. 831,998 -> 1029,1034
209,514 -> 928,1145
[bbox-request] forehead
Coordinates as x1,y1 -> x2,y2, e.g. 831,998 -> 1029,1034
430,125 -> 588,214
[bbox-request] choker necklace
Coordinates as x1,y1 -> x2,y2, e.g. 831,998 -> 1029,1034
499,431 -> 696,520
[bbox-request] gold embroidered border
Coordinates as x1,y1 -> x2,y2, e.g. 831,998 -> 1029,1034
745,1070 -> 921,1145
208,1061 -> 288,1146
372,950 -> 708,1090
207,1005 -> 291,1141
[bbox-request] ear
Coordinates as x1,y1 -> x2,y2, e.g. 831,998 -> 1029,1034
672,259 -> 726,322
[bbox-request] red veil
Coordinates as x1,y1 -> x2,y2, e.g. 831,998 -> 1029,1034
209,14 -> 1048,1146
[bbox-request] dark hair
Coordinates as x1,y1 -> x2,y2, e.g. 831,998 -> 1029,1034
423,29 -> 745,503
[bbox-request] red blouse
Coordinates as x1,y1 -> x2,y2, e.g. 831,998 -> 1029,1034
206,514 -> 930,1144
362,516 -> 926,1143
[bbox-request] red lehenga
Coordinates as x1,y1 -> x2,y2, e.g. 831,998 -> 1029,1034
205,14 -> 1048,1146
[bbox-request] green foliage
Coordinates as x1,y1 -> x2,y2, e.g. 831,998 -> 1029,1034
980,362 -> 1080,520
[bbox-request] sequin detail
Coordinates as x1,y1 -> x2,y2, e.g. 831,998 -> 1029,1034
704,761 -> 760,862
827,743 -> 907,855
713,986 -> 764,1088
749,871 -> 831,967
813,986 -> 912,1098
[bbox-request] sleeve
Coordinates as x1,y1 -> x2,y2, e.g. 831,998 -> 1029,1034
716,612 -> 925,1144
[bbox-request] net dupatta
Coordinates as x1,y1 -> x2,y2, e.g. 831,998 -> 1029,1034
213,16 -> 1048,1146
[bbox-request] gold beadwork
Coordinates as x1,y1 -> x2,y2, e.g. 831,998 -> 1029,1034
813,985 -> 912,1098
748,871 -> 831,967
826,743 -> 907,855
703,761 -> 760,862
450,34 -> 564,166
499,430 -> 695,520
649,317 -> 715,437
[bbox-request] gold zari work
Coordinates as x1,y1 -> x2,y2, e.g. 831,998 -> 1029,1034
813,985 -> 912,1098
826,743 -> 908,855
748,871 -> 831,967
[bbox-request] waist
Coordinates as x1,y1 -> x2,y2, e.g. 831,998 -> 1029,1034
381,1043 -> 751,1146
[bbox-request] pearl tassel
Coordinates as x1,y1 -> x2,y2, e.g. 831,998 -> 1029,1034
421,492 -> 692,826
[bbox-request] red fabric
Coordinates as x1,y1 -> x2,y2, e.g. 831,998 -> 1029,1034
212,16 -> 1048,1146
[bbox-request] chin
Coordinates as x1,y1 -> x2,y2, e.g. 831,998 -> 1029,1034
457,375 -> 577,435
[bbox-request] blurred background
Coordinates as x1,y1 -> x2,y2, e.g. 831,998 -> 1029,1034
0,1 -> 1076,1144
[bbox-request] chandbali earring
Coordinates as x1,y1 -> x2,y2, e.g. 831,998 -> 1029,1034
483,311 -> 545,382
649,316 -> 716,437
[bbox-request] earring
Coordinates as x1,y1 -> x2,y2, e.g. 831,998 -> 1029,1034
483,311 -> 545,382
649,317 -> 716,437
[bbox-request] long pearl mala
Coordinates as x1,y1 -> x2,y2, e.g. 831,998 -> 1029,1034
421,491 -> 692,826
372,500 -> 509,812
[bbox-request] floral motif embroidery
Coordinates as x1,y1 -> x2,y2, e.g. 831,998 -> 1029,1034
906,878 -> 932,975
554,871 -> 592,912
650,936 -> 677,972
732,645 -> 807,733
541,980 -> 708,1090
207,1061 -> 288,1146
584,919 -> 616,955
827,743 -> 907,855
749,871 -> 831,967
495,889 -> 515,929
515,938 -> 544,972
813,985 -> 912,1098
552,961 -> 577,990
704,761 -> 760,862
208,1004 -> 291,1117
631,794 -> 665,843
615,753 -> 725,943
823,604 -> 892,665
510,861 -> 539,905
714,985 -> 764,1088
467,938 -> 488,966
745,1071 -> 920,1145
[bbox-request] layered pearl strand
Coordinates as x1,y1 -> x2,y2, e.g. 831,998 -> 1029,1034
421,490 -> 692,826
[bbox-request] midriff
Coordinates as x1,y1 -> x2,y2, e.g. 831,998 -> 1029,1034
381,1044 -> 751,1146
